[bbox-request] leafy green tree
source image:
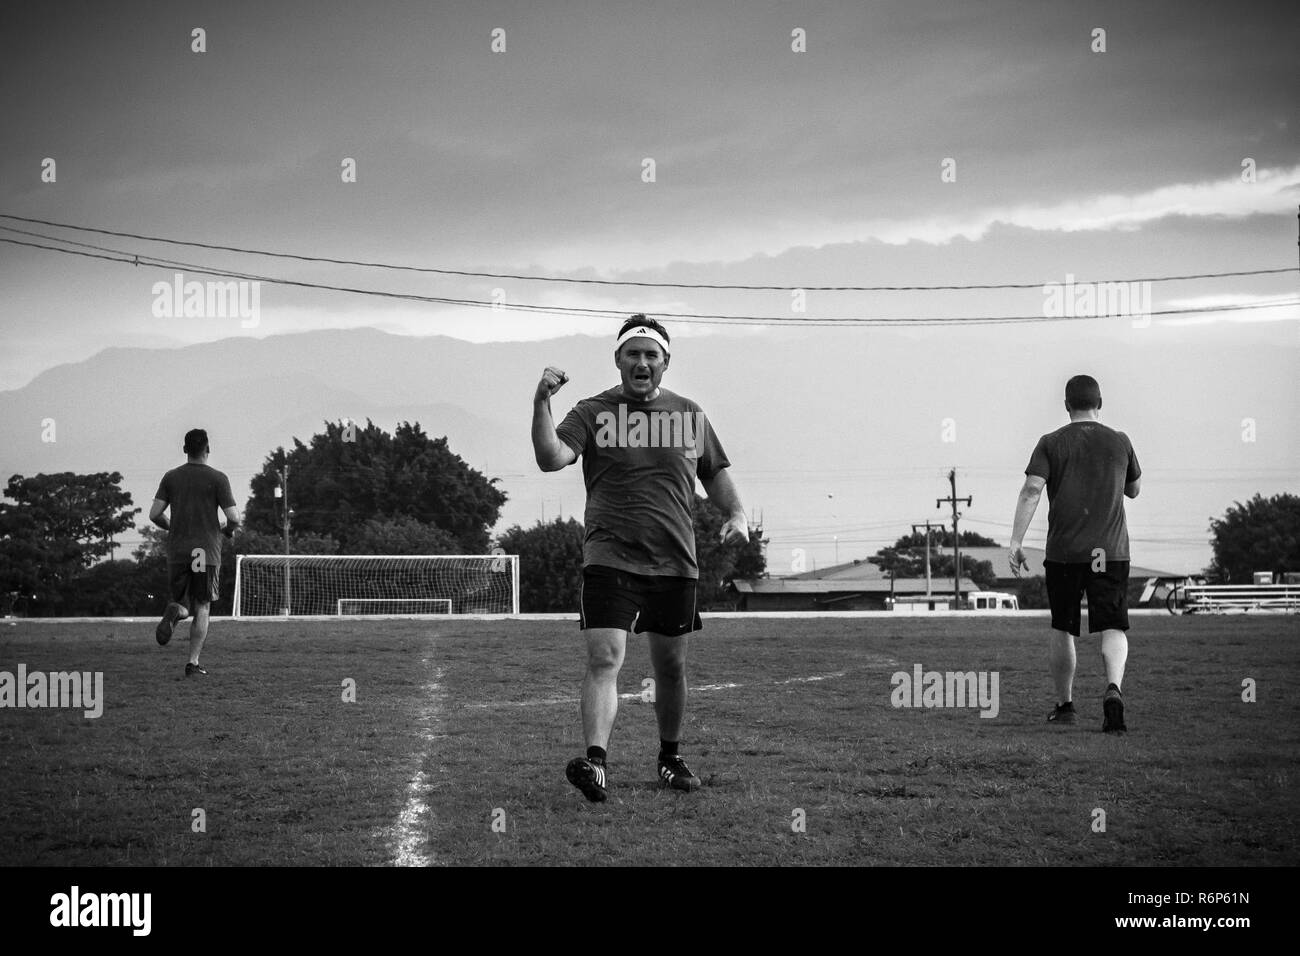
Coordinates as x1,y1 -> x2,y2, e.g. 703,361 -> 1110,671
1207,493 -> 1300,583
62,560 -> 166,617
215,529 -> 341,614
0,472 -> 139,615
133,526 -> 169,572
351,515 -> 458,555
494,501 -> 767,613
495,518 -> 585,612
134,524 -> 341,615
1016,574 -> 1050,609
692,496 -> 767,610
869,530 -> 999,590
245,420 -> 505,553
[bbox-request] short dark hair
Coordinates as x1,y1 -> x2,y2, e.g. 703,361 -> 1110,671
183,428 -> 209,455
616,314 -> 670,355
613,314 -> 665,343
1065,375 -> 1102,411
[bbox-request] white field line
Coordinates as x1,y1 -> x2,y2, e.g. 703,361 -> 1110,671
464,670 -> 850,710
388,659 -> 445,867
15,610 -> 1198,624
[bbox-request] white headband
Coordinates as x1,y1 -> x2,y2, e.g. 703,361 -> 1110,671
615,325 -> 670,355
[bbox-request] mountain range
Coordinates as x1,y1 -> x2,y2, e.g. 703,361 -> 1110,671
2,325 -> 1295,573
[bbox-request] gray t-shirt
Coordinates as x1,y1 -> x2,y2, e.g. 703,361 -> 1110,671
556,387 -> 730,578
1026,421 -> 1141,563
155,463 -> 236,566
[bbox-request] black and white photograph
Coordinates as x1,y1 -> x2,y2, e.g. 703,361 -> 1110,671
1,0 -> 1296,933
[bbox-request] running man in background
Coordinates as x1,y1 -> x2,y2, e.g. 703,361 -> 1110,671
1010,375 -> 1141,732
150,428 -> 240,677
533,315 -> 749,802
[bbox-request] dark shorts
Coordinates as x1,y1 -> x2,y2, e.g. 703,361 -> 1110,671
168,560 -> 220,607
1045,559 -> 1130,636
579,565 -> 702,636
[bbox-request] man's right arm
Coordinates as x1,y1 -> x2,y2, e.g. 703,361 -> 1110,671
533,366 -> 578,472
1124,476 -> 1141,499
218,475 -> 240,536
222,505 -> 241,537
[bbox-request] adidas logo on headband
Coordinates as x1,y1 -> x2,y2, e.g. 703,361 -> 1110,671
615,325 -> 670,353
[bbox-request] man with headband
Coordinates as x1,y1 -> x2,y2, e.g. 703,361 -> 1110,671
532,314 -> 749,802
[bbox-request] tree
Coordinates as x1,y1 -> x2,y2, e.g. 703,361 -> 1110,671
0,472 -> 140,615
245,420 -> 506,553
495,518 -> 585,612
350,515 -> 458,555
133,526 -> 169,572
1207,493 -> 1300,583
494,502 -> 767,613
62,560 -> 166,617
1016,575 -> 1050,609
692,495 -> 767,610
868,530 -> 999,590
218,529 -> 341,614
134,524 -> 342,615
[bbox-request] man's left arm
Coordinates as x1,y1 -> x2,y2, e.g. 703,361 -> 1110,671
700,467 -> 749,545
1009,475 -> 1046,577
149,498 -> 170,531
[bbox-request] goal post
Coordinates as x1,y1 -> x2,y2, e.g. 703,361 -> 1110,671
336,598 -> 453,616
233,554 -> 519,617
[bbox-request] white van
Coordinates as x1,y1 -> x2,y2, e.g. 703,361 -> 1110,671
967,591 -> 1020,611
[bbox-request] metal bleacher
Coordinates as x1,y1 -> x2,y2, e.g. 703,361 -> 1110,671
1182,583 -> 1300,614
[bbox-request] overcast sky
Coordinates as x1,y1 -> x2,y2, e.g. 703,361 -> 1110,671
1,0 -> 1296,573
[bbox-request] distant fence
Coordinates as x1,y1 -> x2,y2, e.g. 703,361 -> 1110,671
1182,584 -> 1300,614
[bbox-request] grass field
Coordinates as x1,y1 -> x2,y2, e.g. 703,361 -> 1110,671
1,614 -> 1296,866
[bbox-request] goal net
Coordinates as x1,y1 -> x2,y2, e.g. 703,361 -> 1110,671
336,598 -> 452,616
233,555 -> 519,617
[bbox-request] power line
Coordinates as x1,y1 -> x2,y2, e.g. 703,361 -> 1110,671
1,212 -> 1295,291
3,232 -> 1295,328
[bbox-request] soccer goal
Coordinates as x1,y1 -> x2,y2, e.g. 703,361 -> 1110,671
233,554 -> 519,617
336,598 -> 453,616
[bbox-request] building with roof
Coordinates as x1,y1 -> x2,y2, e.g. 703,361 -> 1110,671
730,547 -> 1195,612
731,557 -> 978,611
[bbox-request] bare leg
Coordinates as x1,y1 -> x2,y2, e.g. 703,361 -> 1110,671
189,601 -> 210,665
1100,629 -> 1128,689
1049,628 -> 1076,704
647,631 -> 688,743
581,627 -> 626,750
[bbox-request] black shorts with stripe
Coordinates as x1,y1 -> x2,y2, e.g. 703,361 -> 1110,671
1044,559 -> 1130,636
168,560 -> 221,607
579,564 -> 701,636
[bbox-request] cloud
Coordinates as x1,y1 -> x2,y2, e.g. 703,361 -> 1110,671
545,164 -> 1300,273
1158,292 -> 1300,327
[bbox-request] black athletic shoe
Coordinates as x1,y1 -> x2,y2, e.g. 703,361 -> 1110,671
658,754 -> 702,791
1047,702 -> 1076,724
566,757 -> 608,802
185,663 -> 208,678
155,602 -> 186,646
1102,686 -> 1126,733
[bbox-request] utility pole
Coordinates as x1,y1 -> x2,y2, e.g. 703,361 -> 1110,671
276,463 -> 291,616
911,520 -> 943,599
937,468 -> 972,609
